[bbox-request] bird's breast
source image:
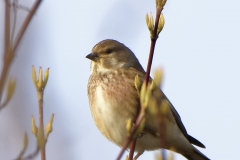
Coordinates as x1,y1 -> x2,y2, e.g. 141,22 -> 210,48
87,71 -> 139,146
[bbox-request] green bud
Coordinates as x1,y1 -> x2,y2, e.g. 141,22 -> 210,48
31,116 -> 38,137
157,14 -> 165,35
126,118 -> 132,137
46,113 -> 54,139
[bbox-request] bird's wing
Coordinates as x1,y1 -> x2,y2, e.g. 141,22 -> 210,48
161,90 -> 206,148
162,92 -> 188,136
132,67 -> 205,148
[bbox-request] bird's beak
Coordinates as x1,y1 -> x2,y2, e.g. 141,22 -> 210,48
86,53 -> 99,61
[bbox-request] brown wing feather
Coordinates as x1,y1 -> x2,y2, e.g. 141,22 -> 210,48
132,67 -> 206,148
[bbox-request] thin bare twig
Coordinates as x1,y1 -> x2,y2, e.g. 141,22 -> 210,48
144,7 -> 163,85
12,0 -> 43,53
38,91 -> 46,160
116,115 -> 145,160
22,148 -> 39,160
128,140 -> 136,159
1,1 -> 44,159
11,0 -> 19,45
127,103 -> 141,160
0,0 -> 11,106
127,6 -> 164,160
32,67 -> 50,160
0,0 -> 43,110
117,4 -> 165,160
15,147 -> 39,160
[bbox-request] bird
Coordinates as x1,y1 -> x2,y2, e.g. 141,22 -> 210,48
86,39 -> 210,160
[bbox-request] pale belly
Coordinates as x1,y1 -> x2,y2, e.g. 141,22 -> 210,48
90,85 -> 137,147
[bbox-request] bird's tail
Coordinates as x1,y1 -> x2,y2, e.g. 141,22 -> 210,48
183,146 -> 210,160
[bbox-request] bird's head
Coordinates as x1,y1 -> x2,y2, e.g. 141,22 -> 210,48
86,39 -> 144,73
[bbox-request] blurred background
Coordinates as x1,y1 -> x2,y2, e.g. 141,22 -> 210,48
0,0 -> 240,159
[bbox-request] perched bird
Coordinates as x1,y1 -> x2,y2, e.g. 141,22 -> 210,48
86,39 -> 209,160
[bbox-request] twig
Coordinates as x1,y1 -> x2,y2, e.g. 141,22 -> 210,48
127,6 -> 164,160
38,91 -> 45,160
22,148 -> 39,160
11,1 -> 18,45
116,116 -> 145,160
144,7 -> 163,85
15,147 -> 40,160
127,103 -> 141,160
12,0 -> 43,53
32,67 -> 50,160
0,0 -> 43,110
1,1 -> 45,159
128,139 -> 136,159
0,0 -> 11,106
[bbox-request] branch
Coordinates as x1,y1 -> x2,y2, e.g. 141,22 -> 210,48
116,115 -> 145,160
0,0 -> 11,107
12,0 -> 43,53
128,7 -> 164,160
0,0 -> 43,110
145,7 -> 163,85
116,1 -> 166,159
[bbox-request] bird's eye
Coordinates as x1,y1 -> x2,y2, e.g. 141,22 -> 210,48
105,49 -> 112,54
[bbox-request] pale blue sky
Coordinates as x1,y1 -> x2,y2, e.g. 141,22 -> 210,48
0,0 -> 239,160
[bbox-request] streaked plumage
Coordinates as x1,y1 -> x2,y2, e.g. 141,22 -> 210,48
86,39 -> 209,160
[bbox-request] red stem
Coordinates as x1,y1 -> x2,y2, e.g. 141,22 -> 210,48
128,104 -> 141,160
128,142 -> 136,160
116,6 -> 164,160
116,115 -> 144,160
128,6 -> 163,160
144,7 -> 163,85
